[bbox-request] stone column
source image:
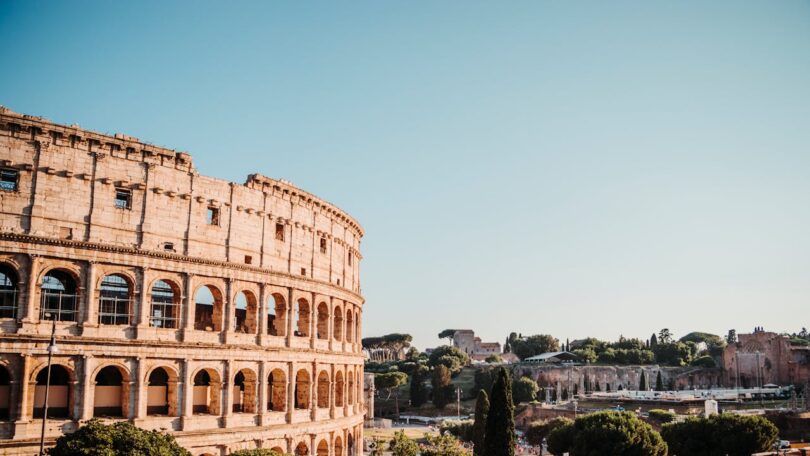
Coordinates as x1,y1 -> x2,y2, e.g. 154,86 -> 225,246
181,273 -> 194,340
285,436 -> 294,455
222,360 -> 232,424
135,358 -> 146,419
328,297 -> 334,351
223,279 -> 233,343
83,261 -> 98,327
15,354 -> 32,422
258,361 -> 267,424
181,358 -> 193,428
286,362 -> 294,423
80,355 -> 95,421
22,255 -> 40,324
309,292 -> 316,349
286,288 -> 294,347
329,363 -> 336,419
310,434 -> 317,456
342,365 -> 349,416
136,268 -> 150,331
258,284 -> 268,345
356,312 -> 362,353
310,361 -> 317,421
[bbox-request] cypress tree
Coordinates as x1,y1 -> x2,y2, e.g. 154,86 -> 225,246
484,368 -> 515,456
655,371 -> 664,391
650,333 -> 658,347
472,389 -> 489,456
639,371 -> 647,391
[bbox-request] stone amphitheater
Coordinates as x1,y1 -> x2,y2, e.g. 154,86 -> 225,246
0,107 -> 366,455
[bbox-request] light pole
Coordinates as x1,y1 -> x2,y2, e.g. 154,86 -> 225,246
456,386 -> 462,420
38,312 -> 58,456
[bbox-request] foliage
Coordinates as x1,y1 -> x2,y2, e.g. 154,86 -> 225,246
440,420 -> 474,442
655,371 -> 664,391
410,364 -> 430,407
485,354 -> 503,363
364,333 -> 413,361
572,347 -> 597,363
432,364 -> 453,408
658,328 -> 673,344
661,413 -> 779,456
550,411 -> 667,456
511,334 -> 560,360
229,451 -> 287,456
690,355 -> 717,368
376,372 -> 408,395
652,341 -> 692,366
472,390 -> 489,456
545,421 -> 575,456
420,433 -> 471,456
48,419 -> 191,456
597,347 -> 655,365
389,430 -> 419,456
679,331 -> 721,344
428,345 -> 470,374
726,329 -> 737,344
483,368 -> 515,456
649,333 -> 658,347
472,367 -> 495,398
438,329 -> 458,341
647,409 -> 676,424
525,417 -> 573,446
511,376 -> 539,404
639,371 -> 647,391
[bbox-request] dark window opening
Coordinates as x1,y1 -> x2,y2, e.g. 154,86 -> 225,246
0,169 -> 18,192
319,237 -> 327,254
300,268 -> 306,276
0,265 -> 18,319
163,242 -> 174,252
40,270 -> 78,322
275,223 -> 285,241
99,274 -> 130,325
348,252 -> 353,266
115,188 -> 131,210
244,255 -> 252,265
206,206 -> 219,226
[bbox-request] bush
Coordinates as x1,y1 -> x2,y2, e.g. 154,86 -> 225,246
389,430 -> 419,456
428,346 -> 470,374
512,377 -> 539,404
420,433 -> 471,456
485,354 -> 503,363
525,417 -> 573,446
662,413 -> 779,456
690,355 -> 717,368
545,421 -> 575,455
546,411 -> 666,456
48,419 -> 191,456
647,409 -> 676,424
440,420 -> 474,442
229,450 -> 287,456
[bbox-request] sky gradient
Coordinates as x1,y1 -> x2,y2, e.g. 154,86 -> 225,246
2,1 -> 809,349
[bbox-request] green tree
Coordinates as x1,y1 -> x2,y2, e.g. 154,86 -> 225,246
229,451 -> 287,456
639,371 -> 647,391
432,364 -> 453,408
483,368 -> 515,456
421,433 -> 471,456
428,345 -> 470,374
472,367 -> 495,398
655,371 -> 664,391
658,328 -> 673,344
511,334 -> 560,360
440,420 -> 474,442
48,420 -> 191,456
690,355 -> 717,367
389,430 -> 419,456
662,414 -> 778,456
512,376 -> 539,404
567,411 -> 667,456
525,417 -> 573,447
545,421 -> 575,455
472,389 -> 489,456
376,371 -> 408,417
652,341 -> 692,366
648,409 -> 676,424
726,329 -> 737,344
438,329 -> 457,343
485,354 -> 503,363
649,333 -> 658,347
410,364 -> 430,407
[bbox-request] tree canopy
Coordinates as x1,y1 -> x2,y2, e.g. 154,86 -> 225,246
483,368 -> 515,456
472,390 -> 489,456
547,411 -> 667,456
427,345 -> 470,374
525,417 -> 573,447
48,420 -> 191,456
510,334 -> 560,360
662,414 -> 778,456
511,376 -> 539,404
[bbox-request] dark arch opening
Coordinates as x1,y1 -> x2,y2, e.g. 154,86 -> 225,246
34,365 -> 71,418
41,270 -> 79,322
94,366 -> 125,417
0,365 -> 10,419
0,264 -> 18,319
147,368 -> 170,415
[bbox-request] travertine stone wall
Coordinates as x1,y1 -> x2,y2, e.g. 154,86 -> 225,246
0,107 -> 365,456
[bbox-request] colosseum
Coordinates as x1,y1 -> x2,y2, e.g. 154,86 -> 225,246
0,107 -> 365,455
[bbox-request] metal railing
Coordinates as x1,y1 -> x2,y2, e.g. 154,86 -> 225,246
98,296 -> 131,326
0,289 -> 17,319
40,291 -> 79,322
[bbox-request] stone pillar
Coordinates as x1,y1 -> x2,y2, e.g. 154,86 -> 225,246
181,273 -> 194,339
310,361 -> 317,421
80,355 -> 95,421
22,255 -> 40,324
222,360 -> 232,423
343,366 -> 349,416
310,434 -> 317,456
83,261 -> 98,327
328,297 -> 334,352
258,361 -> 267,423
16,354 -> 32,422
329,363 -> 336,419
286,288 -> 294,347
286,362 -> 295,423
356,312 -> 362,354
135,358 -> 146,419
223,279 -> 233,343
136,268 -> 150,330
181,359 -> 193,427
285,436 -> 294,455
309,292 -> 316,348
258,284 -> 268,345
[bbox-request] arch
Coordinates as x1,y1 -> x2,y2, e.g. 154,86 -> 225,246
93,365 -> 130,417
270,447 -> 284,454
98,274 -> 132,325
354,312 -> 360,345
192,368 -> 222,415
333,305 -> 343,342
294,369 -> 310,409
347,433 -> 354,456
0,263 -> 19,319
294,442 -> 308,456
268,293 -> 287,337
0,365 -> 10,420
267,368 -> 286,412
334,371 -> 344,407
33,364 -> 73,419
149,279 -> 180,329
316,302 -> 329,340
234,290 -> 258,334
146,366 -> 178,416
40,269 -> 80,322
345,309 -> 354,343
232,368 -> 257,414
317,370 -> 330,408
295,298 -> 310,337
334,435 -> 343,456
317,439 -> 329,456
348,372 -> 354,405
194,285 -> 223,332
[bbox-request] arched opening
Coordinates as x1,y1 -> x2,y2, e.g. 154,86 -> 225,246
194,285 -> 223,332
316,302 -> 329,340
149,280 -> 179,329
334,371 -> 344,407
267,369 -> 286,412
317,439 -> 329,456
295,298 -> 310,337
317,371 -> 330,408
33,365 -> 71,418
93,365 -> 128,417
347,434 -> 354,456
268,293 -> 286,336
147,367 -> 177,416
232,369 -> 257,414
334,436 -> 343,456
192,369 -> 221,415
333,306 -> 343,342
345,309 -> 353,343
348,372 -> 354,405
0,365 -> 11,420
234,291 -> 257,334
40,269 -> 79,322
294,369 -> 310,409
98,274 -> 131,325
0,264 -> 19,319
270,447 -> 285,454
354,313 -> 359,345
295,442 -> 308,456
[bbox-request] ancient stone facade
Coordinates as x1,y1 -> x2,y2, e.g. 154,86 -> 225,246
0,107 -> 365,456
451,330 -> 501,361
723,328 -> 810,387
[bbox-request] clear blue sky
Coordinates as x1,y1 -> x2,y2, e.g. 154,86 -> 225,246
2,1 -> 809,350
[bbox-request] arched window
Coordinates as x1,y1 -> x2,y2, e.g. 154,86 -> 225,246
317,439 -> 329,456
234,291 -> 257,334
149,280 -> 178,329
294,370 -> 310,409
0,365 -> 10,420
0,265 -> 18,319
268,369 -> 286,412
98,275 -> 131,325
295,442 -> 308,456
34,365 -> 72,418
232,369 -> 257,414
317,371 -> 329,408
295,298 -> 310,337
345,309 -> 354,343
147,367 -> 173,415
268,293 -> 287,337
333,306 -> 343,342
334,436 -> 343,456
194,285 -> 223,332
40,270 -> 79,322
334,371 -> 344,407
94,366 -> 127,417
348,372 -> 354,405
192,369 -> 221,415
316,302 -> 329,340
347,434 -> 354,456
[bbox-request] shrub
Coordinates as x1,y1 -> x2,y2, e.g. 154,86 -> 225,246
440,420 -> 474,442
389,430 -> 419,456
229,450 -> 287,456
546,411 -> 666,456
690,355 -> 717,368
48,419 -> 191,456
525,417 -> 573,446
511,377 -> 539,404
648,409 -> 676,424
662,413 -> 779,456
